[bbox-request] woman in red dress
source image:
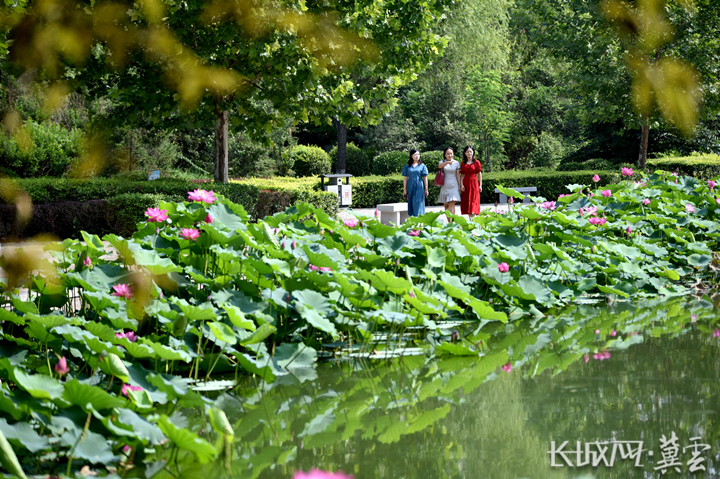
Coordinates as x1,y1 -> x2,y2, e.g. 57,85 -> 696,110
460,145 -> 482,216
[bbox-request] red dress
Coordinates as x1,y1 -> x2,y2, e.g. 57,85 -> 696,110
460,160 -> 482,215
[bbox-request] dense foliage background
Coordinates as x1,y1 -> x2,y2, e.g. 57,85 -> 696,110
0,0 -> 717,181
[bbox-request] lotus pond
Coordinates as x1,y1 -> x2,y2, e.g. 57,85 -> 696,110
1,170 -> 720,478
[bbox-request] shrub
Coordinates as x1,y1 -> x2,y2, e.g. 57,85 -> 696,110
0,120 -> 82,178
647,155 -> 720,179
557,158 -> 614,171
330,143 -> 371,176
422,150 -> 445,169
228,131 -> 277,178
111,128 -> 182,173
528,132 -> 564,169
105,193 -> 168,237
292,145 -> 331,177
372,151 -> 408,176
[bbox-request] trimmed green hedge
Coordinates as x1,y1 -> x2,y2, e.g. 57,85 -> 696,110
0,178 -> 338,240
647,155 -> 720,179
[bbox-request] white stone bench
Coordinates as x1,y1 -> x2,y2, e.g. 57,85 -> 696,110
377,203 -> 409,225
494,186 -> 537,204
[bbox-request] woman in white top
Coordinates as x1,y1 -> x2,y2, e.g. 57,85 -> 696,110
436,147 -> 462,215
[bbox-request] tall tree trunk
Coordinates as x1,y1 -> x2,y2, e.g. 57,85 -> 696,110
638,114 -> 649,170
214,103 -> 229,183
333,118 -> 347,174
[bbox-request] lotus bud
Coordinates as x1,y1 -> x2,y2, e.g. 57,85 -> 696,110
291,240 -> 297,249
281,241 -> 286,249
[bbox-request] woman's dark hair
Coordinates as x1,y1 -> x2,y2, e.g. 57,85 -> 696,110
407,149 -> 423,166
443,147 -> 453,161
463,145 -> 477,164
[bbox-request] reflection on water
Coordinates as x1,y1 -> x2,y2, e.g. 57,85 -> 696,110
222,299 -> 720,479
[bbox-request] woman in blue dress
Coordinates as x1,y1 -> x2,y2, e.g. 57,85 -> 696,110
402,149 -> 429,217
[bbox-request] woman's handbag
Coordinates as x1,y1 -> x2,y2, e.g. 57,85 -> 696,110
433,169 -> 445,186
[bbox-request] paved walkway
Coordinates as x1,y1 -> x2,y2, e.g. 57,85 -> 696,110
337,203 -> 512,223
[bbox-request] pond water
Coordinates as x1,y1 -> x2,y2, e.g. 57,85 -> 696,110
221,301 -> 720,479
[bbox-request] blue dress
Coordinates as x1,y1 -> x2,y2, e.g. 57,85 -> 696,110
402,163 -> 429,217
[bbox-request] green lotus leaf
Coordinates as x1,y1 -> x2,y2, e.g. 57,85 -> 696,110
495,185 -> 526,200
231,351 -> 277,382
169,298 -> 217,321
208,408 -> 234,437
106,353 -> 130,382
13,370 -> 64,400
0,428 -> 29,479
0,418 -> 50,453
436,342 -> 478,356
80,231 -> 106,252
357,270 -> 411,295
61,379 -> 125,411
223,305 -> 256,331
208,321 -> 236,345
115,408 -> 166,444
60,429 -> 118,464
238,323 -> 276,346
687,253 -> 712,268
0,309 -> 24,325
207,202 -> 248,231
425,246 -> 447,268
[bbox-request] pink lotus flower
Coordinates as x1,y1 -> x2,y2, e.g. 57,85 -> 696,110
122,445 -> 131,454
691,314 -> 698,322
291,240 -> 297,249
116,331 -> 138,342
595,329 -> 600,334
498,262 -> 509,273
293,470 -> 354,479
713,329 -> 720,338
205,214 -> 213,224
188,189 -> 217,204
621,167 -> 634,176
112,284 -> 134,300
601,189 -> 612,197
611,330 -> 617,336
83,256 -> 92,268
540,201 -> 556,210
501,362 -> 512,373
180,228 -> 201,241
145,207 -> 169,223
593,353 -> 599,360
509,196 -> 514,204
309,264 -> 332,272
626,226 -> 631,234
584,354 -> 589,363
579,206 -> 597,216
409,291 -> 415,298
716,199 -> 720,205
592,175 -> 600,182
708,180 -> 716,189
54,357 -> 69,376
121,384 -> 143,397
643,198 -> 651,205
588,217 -> 607,226
374,209 -> 379,218
343,218 -> 358,228
685,204 -> 695,213
408,230 -> 420,236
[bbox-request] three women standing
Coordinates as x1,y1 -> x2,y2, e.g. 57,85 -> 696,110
436,147 -> 462,215
402,146 -> 481,218
460,146 -> 482,217
402,149 -> 429,217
